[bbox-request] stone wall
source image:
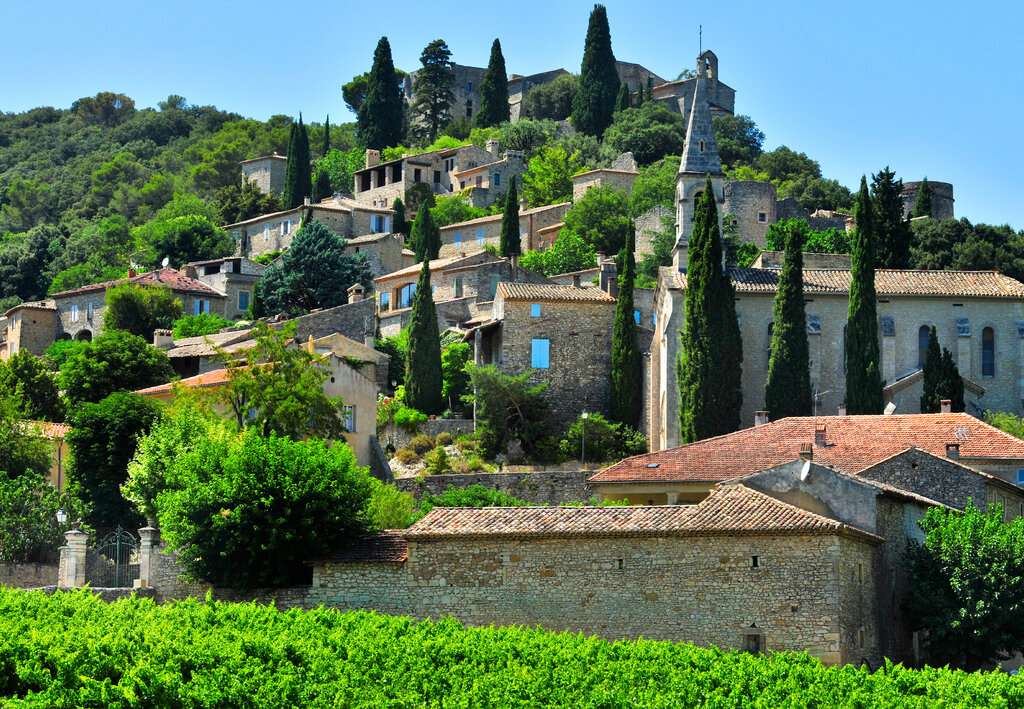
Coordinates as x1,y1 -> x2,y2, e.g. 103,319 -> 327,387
858,448 -> 991,511
0,562 -> 57,588
837,535 -> 882,666
394,471 -> 593,505
438,203 -> 570,259
572,170 -> 638,202
379,296 -> 479,338
724,181 -> 777,247
751,251 -> 853,269
3,305 -> 57,358
241,156 -> 286,197
901,181 -> 954,221
635,206 -> 672,259
283,297 -> 376,343
379,418 -> 474,452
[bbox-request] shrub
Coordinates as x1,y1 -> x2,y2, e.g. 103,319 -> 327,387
424,446 -> 451,476
422,484 -> 530,510
172,312 -> 234,339
362,479 -> 425,530
435,432 -> 453,446
456,439 -> 478,453
394,405 -> 428,433
394,448 -> 419,466
449,455 -> 490,475
408,434 -> 436,455
558,413 -> 647,463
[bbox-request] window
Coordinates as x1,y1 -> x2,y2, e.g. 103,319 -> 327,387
454,278 -> 463,298
342,405 -> 356,432
460,181 -> 466,190
699,139 -> 705,152
489,276 -> 499,299
239,292 -> 250,311
531,304 -> 541,317
264,224 -> 270,241
918,325 -> 931,368
399,283 -> 416,309
466,99 -> 473,118
87,301 -> 94,321
466,81 -> 472,91
380,292 -> 390,312
193,299 -> 210,315
751,555 -> 759,568
477,229 -> 485,245
634,310 -> 640,324
652,312 -> 657,326
766,321 -> 774,350
1017,469 -> 1024,485
757,212 -> 767,223
743,632 -> 762,654
454,232 -> 462,247
982,327 -> 995,377
282,220 -> 291,235
531,339 -> 550,368
493,173 -> 500,186
476,176 -> 482,188
414,168 -> 422,182
71,305 -> 79,322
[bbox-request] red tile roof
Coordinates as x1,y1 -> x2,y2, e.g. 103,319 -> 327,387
135,368 -> 233,396
403,485 -> 880,542
51,268 -> 225,298
498,282 -> 616,302
25,421 -> 72,439
589,413 -> 1024,484
312,531 -> 408,563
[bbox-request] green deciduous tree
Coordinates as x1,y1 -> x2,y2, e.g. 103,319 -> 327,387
519,228 -> 597,277
429,195 -> 487,228
872,166 -> 912,269
0,351 -> 63,422
603,103 -> 686,165
920,326 -> 965,414
610,222 -> 642,429
713,115 -> 765,169
405,262 -> 443,415
60,330 -> 174,405
521,145 -> 585,208
137,214 -> 234,269
464,363 -> 553,460
629,156 -> 680,217
846,176 -> 884,415
477,39 -> 510,128
282,116 -> 312,209
913,177 -> 933,218
410,40 -> 456,146
171,312 -> 234,339
572,4 -> 619,138
562,184 -> 630,255
213,180 -> 282,225
410,202 -> 441,262
522,73 -> 578,121
499,176 -> 521,257
763,220 -> 812,419
103,283 -> 183,340
441,341 -> 471,416
358,37 -> 405,151
558,412 -> 646,463
677,177 -> 743,442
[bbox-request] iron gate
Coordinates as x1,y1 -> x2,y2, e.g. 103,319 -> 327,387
89,526 -> 140,587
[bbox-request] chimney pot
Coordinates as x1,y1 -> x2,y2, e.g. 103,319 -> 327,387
152,329 -> 174,349
946,442 -> 960,460
814,423 -> 827,447
754,411 -> 769,427
799,442 -> 813,461
304,196 -> 311,206
940,399 -> 952,414
838,404 -> 847,416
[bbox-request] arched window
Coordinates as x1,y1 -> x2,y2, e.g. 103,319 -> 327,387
982,327 -> 995,377
918,325 -> 931,369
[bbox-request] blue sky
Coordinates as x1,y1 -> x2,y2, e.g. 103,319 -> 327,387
3,1 -> 1021,229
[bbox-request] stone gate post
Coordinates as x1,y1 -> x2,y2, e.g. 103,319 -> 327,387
136,526 -> 159,589
59,529 -> 88,588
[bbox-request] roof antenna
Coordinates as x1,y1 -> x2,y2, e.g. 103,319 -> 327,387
812,387 -> 833,426
699,24 -> 702,55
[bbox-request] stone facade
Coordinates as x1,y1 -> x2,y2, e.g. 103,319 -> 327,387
572,169 -> 638,202
0,301 -> 57,360
452,147 -> 526,209
438,203 -> 570,259
239,154 -> 287,197
344,233 -> 412,279
508,69 -> 570,122
901,181 -> 954,221
751,251 -> 852,269
395,471 -> 593,506
286,297 -> 378,343
404,63 -> 487,124
724,180 -> 777,247
182,257 -> 266,320
352,145 -> 498,211
651,50 -> 735,121
379,418 -> 474,452
0,562 -> 58,588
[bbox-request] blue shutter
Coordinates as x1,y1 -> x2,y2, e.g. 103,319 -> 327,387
531,339 -> 550,368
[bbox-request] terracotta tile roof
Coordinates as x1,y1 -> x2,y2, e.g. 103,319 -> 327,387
664,267 -> 1024,299
4,300 -> 56,316
498,282 -> 615,302
164,330 -> 255,359
312,531 -> 408,563
25,421 -> 72,439
51,268 -> 225,298
135,368 -> 233,396
589,413 -> 1024,484
404,485 -> 879,542
438,202 -> 571,231
375,252 -> 501,282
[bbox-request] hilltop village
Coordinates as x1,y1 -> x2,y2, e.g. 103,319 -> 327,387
4,8 -> 1024,681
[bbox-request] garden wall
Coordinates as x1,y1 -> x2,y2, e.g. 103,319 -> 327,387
379,418 -> 473,452
0,562 -> 57,589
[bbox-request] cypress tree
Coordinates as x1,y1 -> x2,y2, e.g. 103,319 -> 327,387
920,325 -> 942,413
615,81 -> 631,112
320,115 -> 331,157
764,219 -> 812,419
311,169 -> 332,203
645,76 -> 653,102
358,37 -> 404,151
871,166 -> 912,268
939,348 -> 965,412
677,177 -> 743,442
282,121 -> 298,208
845,176 -> 884,414
610,221 -> 642,428
405,261 -> 444,414
391,197 -> 409,238
283,115 -> 312,209
913,177 -> 933,218
571,4 -> 619,137
410,203 -> 440,262
499,176 -> 521,257
634,81 -> 644,108
477,38 -> 510,128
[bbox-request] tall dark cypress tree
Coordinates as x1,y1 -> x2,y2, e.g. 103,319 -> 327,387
391,197 -> 409,239
477,38 -> 510,128
311,169 -> 332,203
615,81 -> 631,112
871,166 -> 912,268
645,76 -> 653,102
358,37 -> 404,151
499,176 -> 520,257
846,176 -> 884,415
610,221 -> 642,428
320,115 -> 331,157
283,115 -> 312,209
677,177 -> 743,442
571,4 -> 619,137
405,261 -> 443,414
764,219 -> 812,419
634,81 -> 644,108
281,121 -> 298,208
913,177 -> 933,218
410,203 -> 440,262
939,348 -> 965,412
920,325 -> 942,413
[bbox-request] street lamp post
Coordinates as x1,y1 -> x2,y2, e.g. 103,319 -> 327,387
581,412 -> 589,469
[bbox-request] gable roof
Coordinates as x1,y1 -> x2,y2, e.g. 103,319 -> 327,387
51,268 -> 225,299
403,485 -> 879,543
438,202 -> 571,231
498,282 -> 616,302
136,368 -> 233,396
25,420 -> 72,439
163,329 -> 255,359
223,199 -> 392,229
374,251 -> 501,282
589,413 -> 1024,485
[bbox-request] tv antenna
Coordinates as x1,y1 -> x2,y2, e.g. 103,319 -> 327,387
812,387 -> 833,422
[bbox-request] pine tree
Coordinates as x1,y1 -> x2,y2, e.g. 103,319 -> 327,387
871,166 -> 912,268
405,261 -> 444,414
615,81 -> 631,112
571,4 -> 619,137
610,221 -> 642,428
920,325 -> 942,413
499,176 -> 521,257
391,197 -> 409,238
677,177 -> 743,442
913,177 -> 933,218
410,203 -> 440,262
282,115 -> 312,209
410,39 -> 456,145
477,38 -> 510,128
846,176 -> 884,414
358,37 -> 404,151
764,219 -> 812,419
320,115 -> 331,157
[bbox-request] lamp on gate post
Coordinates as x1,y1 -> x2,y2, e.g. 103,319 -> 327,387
581,412 -> 589,469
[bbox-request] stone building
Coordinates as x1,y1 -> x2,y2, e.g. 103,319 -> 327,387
901,180 -> 954,221
651,50 -> 735,121
571,168 -> 639,202
437,202 -> 570,259
352,145 -> 497,211
0,300 -> 57,360
508,68 -> 570,121
404,63 -> 486,124
451,140 -> 526,208
223,196 -> 395,261
239,153 -> 287,197
181,256 -> 266,320
465,281 -> 616,431
724,180 -> 777,247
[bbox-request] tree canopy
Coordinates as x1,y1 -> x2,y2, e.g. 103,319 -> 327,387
357,37 -> 405,150
103,283 -> 183,340
60,329 -> 174,405
409,40 -> 456,146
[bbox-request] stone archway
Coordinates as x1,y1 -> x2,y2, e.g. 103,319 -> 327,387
74,329 -> 92,342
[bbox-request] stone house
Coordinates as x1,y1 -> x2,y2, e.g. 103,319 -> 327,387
404,63 -> 486,124
223,196 -> 395,261
239,153 -> 287,197
451,141 -> 526,208
571,168 -> 638,202
342,232 -> 414,278
158,328 -> 258,378
464,281 -> 616,431
181,257 -> 266,320
902,181 -> 954,221
1,300 -> 57,360
352,145 -> 497,211
437,202 -> 570,259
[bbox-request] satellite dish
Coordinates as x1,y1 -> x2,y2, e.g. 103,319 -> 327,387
161,257 -> 170,268
800,459 -> 812,481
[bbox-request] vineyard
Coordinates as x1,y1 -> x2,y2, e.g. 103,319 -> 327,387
0,588 -> 1021,708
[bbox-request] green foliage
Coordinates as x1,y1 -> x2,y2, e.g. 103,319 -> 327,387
519,229 -> 597,277
0,396 -> 51,482
66,391 -> 162,531
410,202 -> 441,262
376,329 -> 408,389
424,446 -> 451,475
311,166 -> 332,204
920,326 -> 965,413
171,311 -> 234,339
430,195 -> 487,229
522,73 -> 578,121
363,479 -> 424,530
636,213 -> 675,284
758,145 -> 821,183
499,176 -> 521,257
0,351 -> 63,422
103,282 -> 183,340
603,104 -> 686,165
391,197 -> 409,237
713,115 -> 765,168
499,118 -> 559,157
405,263 -> 444,415
845,177 -> 884,415
872,167 -> 911,268
60,330 -> 174,405
610,223 -> 642,428
913,177 -> 933,218
394,406 -> 429,433
629,156 -> 680,217
764,220 -> 812,419
766,218 -> 851,254
42,339 -> 82,371
521,145 -> 585,208
615,81 -> 631,112
464,363 -> 553,461
156,428 -> 373,589
562,184 -> 631,257
409,39 -> 456,146
260,220 -> 371,314
677,178 -> 743,442
983,410 -> 1024,439
559,412 -> 646,463
477,39 -> 511,128
136,214 -> 234,269
343,67 -> 407,115
315,147 -> 364,198
904,501 -> 1024,671
423,484 -> 530,510
358,37 -> 405,151
253,250 -> 283,265
572,4 -> 619,137
441,342 -> 472,416
408,434 -> 436,456
282,116 -> 312,209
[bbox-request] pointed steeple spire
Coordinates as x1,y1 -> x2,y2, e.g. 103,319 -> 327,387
679,78 -> 723,175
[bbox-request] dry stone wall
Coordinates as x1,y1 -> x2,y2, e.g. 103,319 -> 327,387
0,562 -> 57,588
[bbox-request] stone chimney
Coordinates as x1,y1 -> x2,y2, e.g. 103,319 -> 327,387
304,196 -> 311,206
572,274 -> 581,289
127,268 -> 137,278
754,411 -> 769,427
486,138 -> 500,157
152,329 -> 174,349
599,259 -> 618,297
814,423 -> 827,447
940,399 -> 952,413
363,315 -> 376,349
946,442 -> 960,461
799,442 -> 813,461
347,283 -> 365,302
838,404 -> 847,416
365,149 -> 380,168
